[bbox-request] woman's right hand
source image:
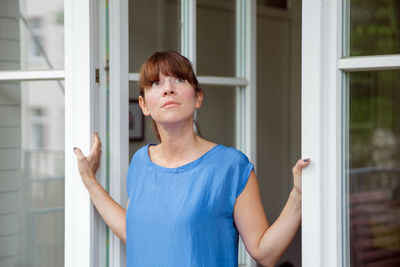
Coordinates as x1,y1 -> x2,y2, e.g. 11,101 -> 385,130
73,132 -> 102,184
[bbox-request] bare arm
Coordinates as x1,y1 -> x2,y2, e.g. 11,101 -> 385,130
73,133 -> 127,244
256,187 -> 301,266
233,159 -> 310,267
83,174 -> 127,244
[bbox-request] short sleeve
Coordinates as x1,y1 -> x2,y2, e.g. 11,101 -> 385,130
234,151 -> 255,198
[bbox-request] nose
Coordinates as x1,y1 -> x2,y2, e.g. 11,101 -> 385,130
163,79 -> 176,96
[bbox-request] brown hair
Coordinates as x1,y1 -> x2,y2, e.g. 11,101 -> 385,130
138,50 -> 203,142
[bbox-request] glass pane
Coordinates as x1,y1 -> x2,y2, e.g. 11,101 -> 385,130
346,0 -> 400,56
0,80 -> 65,266
197,0 -> 235,76
257,0 -> 288,10
197,85 -> 236,147
0,0 -> 64,70
129,0 -> 180,73
347,70 -> 400,266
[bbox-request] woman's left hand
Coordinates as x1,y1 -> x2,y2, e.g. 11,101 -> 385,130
292,158 -> 311,194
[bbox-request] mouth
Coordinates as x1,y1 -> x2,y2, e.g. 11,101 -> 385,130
162,101 -> 180,108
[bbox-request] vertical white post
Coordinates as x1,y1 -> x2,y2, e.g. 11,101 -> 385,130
65,0 -> 98,266
181,0 -> 199,132
235,0 -> 257,165
244,0 -> 257,167
302,0 -> 343,266
180,0 -> 196,72
301,1 -> 323,265
236,0 -> 257,266
109,0 -> 129,266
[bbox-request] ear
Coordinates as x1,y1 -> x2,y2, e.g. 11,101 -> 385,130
194,90 -> 204,109
138,95 -> 151,116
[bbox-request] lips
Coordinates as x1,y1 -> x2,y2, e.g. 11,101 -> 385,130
162,100 -> 180,108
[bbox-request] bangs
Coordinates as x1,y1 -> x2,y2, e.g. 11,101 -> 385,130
139,51 -> 195,90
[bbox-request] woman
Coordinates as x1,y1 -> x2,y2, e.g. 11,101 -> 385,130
73,50 -> 310,267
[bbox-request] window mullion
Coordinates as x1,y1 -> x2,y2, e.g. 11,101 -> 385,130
181,0 -> 196,73
236,0 -> 256,266
338,55 -> 400,71
64,0 -> 98,266
0,70 -> 65,81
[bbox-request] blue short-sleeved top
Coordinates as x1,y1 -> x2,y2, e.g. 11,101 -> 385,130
126,143 -> 254,267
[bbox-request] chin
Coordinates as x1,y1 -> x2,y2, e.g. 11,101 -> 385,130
156,114 -> 194,125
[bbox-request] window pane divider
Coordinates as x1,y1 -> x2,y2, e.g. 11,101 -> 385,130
338,55 -> 400,71
198,76 -> 248,86
0,70 -> 65,81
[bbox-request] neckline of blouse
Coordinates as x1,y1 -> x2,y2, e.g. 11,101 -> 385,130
145,143 -> 222,173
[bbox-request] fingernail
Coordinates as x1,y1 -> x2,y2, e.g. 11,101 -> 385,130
304,158 -> 310,162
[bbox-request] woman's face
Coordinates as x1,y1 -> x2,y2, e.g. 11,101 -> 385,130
138,72 -> 203,126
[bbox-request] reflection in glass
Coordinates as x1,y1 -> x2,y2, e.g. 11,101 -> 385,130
0,0 -> 64,70
129,0 -> 180,73
347,0 -> 400,56
197,85 -> 235,147
197,0 -> 235,76
348,70 -> 400,266
0,81 -> 65,266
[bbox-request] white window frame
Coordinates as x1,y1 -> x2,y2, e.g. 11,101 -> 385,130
66,0 -> 126,265
64,0 -> 101,266
108,0 -> 129,266
0,0 -> 105,265
0,9 -> 69,267
302,1 -> 400,267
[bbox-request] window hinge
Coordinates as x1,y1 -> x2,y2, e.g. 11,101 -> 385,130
95,68 -> 100,83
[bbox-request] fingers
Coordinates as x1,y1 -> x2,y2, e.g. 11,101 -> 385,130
292,158 -> 311,177
89,133 -> 102,155
93,132 -> 102,150
73,147 -> 87,161
76,132 -> 102,158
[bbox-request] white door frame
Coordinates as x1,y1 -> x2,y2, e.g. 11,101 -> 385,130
302,0 -> 344,266
64,0 -> 100,266
66,0 -> 130,265
302,1 -> 400,266
108,0 -> 129,266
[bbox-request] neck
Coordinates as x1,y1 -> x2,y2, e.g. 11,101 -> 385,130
156,118 -> 200,161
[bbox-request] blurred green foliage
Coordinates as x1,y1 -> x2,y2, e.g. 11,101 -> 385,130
350,70 -> 400,168
349,1 -> 400,169
350,0 -> 400,55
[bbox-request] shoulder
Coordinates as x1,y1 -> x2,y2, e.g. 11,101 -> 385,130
214,145 -> 252,164
129,144 -> 152,165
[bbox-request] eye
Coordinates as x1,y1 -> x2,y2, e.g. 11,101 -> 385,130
175,78 -> 185,83
151,81 -> 160,87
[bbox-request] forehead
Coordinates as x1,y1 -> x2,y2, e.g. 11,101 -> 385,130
139,53 -> 194,90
